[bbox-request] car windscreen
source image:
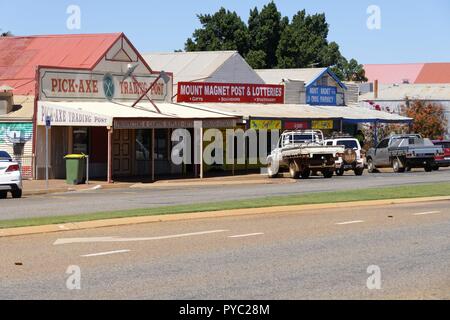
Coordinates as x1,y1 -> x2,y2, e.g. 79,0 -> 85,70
0,151 -> 12,161
337,140 -> 358,149
392,138 -> 434,148
292,134 -> 317,143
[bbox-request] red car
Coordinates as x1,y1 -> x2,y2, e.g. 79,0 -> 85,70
432,140 -> 450,170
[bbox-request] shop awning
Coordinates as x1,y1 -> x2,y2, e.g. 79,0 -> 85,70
179,103 -> 412,124
37,100 -> 238,128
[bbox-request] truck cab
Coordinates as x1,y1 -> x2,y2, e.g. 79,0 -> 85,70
367,134 -> 443,173
267,130 -> 344,179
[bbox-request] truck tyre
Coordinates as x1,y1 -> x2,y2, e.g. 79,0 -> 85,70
354,167 -> 364,176
323,170 -> 334,179
301,169 -> 311,179
267,160 -> 278,178
289,162 -> 300,179
367,158 -> 376,173
336,168 -> 345,176
12,189 -> 22,199
424,165 -> 433,172
392,158 -> 405,173
0,191 -> 7,199
432,165 -> 439,171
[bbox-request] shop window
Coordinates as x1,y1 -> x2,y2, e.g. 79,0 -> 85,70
73,127 -> 89,154
155,129 -> 168,160
135,129 -> 151,161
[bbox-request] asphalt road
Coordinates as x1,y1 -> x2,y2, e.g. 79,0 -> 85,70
1,200 -> 449,299
1,169 -> 450,220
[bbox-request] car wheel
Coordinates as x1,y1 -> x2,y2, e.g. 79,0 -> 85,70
301,169 -> 311,179
367,159 -> 376,173
267,160 -> 278,178
354,167 -> 364,176
0,191 -> 7,199
289,162 -> 300,179
11,189 -> 22,199
336,168 -> 345,176
323,170 -> 334,179
424,165 -> 433,172
392,158 -> 405,173
432,165 -> 439,171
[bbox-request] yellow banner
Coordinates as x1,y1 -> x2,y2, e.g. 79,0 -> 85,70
250,120 -> 282,130
312,120 -> 334,130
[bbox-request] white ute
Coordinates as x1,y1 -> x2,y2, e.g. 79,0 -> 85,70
0,151 -> 23,199
267,130 -> 345,179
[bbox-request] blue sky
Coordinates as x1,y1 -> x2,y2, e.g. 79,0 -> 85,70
1,0 -> 449,64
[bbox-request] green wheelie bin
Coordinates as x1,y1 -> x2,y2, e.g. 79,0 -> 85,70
64,154 -> 86,185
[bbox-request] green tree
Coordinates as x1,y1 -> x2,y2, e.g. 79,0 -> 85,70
276,10 -> 333,68
245,50 -> 267,69
246,2 -> 287,68
332,57 -> 368,82
184,5 -> 367,81
185,8 -> 250,56
1,29 -> 12,37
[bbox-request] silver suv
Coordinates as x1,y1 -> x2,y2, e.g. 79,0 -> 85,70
324,137 -> 365,176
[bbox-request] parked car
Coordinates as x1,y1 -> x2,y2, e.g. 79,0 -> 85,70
366,134 -> 443,173
267,130 -> 345,179
0,151 -> 23,199
432,140 -> 450,170
324,136 -> 365,176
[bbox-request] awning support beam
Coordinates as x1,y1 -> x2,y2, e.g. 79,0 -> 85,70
107,127 -> 113,184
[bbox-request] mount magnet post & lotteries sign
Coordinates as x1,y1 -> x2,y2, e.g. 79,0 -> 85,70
177,82 -> 285,104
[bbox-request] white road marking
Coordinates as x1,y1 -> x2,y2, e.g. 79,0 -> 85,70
54,229 -> 229,245
81,250 -> 130,258
336,220 -> 365,225
228,233 -> 264,238
413,211 -> 441,216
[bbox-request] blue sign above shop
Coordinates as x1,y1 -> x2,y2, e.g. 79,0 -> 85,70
306,86 -> 337,106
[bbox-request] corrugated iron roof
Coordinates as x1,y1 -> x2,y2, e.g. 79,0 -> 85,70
416,63 -> 450,84
359,84 -> 450,101
364,63 -> 450,84
0,33 -> 122,95
143,51 -> 237,83
182,103 -> 411,123
364,63 -> 424,85
255,68 -> 327,86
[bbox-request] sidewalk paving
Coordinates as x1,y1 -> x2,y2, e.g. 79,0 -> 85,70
22,179 -> 133,196
22,174 -> 293,196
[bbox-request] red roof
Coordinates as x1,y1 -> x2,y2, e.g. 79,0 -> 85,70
415,63 -> 450,84
364,63 -> 450,84
0,33 -> 122,95
364,63 -> 424,84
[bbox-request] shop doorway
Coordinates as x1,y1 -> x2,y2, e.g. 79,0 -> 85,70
113,129 -> 133,176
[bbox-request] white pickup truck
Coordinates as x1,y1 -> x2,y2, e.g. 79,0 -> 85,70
267,130 -> 345,179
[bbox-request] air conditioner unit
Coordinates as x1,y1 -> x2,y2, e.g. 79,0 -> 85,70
0,92 -> 13,115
